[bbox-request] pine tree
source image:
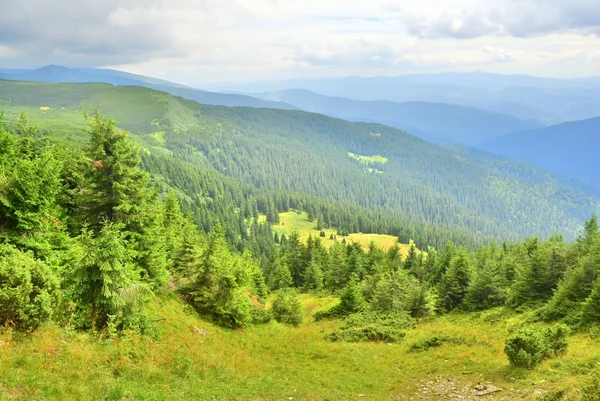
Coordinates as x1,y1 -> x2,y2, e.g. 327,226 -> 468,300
463,259 -> 508,311
337,274 -> 367,315
84,112 -> 150,229
303,259 -> 324,292
582,278 -> 600,324
283,231 -> 306,287
70,223 -> 137,329
438,248 -> 472,312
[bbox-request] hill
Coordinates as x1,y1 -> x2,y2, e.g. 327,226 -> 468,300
221,72 -> 600,124
4,80 -> 600,401
1,293 -> 598,400
480,118 -> 600,194
259,89 -> 541,145
0,79 -> 598,247
0,65 -> 298,110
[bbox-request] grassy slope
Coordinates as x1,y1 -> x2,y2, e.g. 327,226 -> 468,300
1,294 -> 598,400
269,211 -> 411,253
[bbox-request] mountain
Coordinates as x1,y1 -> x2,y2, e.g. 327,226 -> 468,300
1,80 -> 598,246
0,65 -> 297,110
216,72 -> 600,124
259,89 -> 542,145
480,118 -> 600,194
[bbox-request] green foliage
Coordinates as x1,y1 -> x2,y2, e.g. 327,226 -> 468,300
437,249 -> 473,311
187,225 -> 255,329
271,289 -> 303,326
68,223 -> 139,330
504,324 -> 570,368
0,244 -> 59,332
508,237 -> 568,309
315,274 -> 367,320
326,325 -> 405,343
251,307 -> 272,324
371,270 -> 434,318
463,256 -> 508,311
579,374 -> 600,401
409,335 -> 470,352
326,311 -> 412,343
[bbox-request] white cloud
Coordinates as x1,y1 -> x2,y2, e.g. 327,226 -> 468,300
0,0 -> 598,84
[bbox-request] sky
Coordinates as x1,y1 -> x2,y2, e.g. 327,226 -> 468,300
1,0 -> 599,86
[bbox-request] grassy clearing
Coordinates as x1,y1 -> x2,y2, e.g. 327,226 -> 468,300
348,152 -> 388,165
1,294 -> 598,400
268,211 -> 413,254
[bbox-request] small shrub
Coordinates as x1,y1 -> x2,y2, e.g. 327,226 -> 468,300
409,335 -> 469,352
504,324 -> 570,368
579,374 -> 600,401
272,290 -> 303,326
343,311 -> 415,330
251,307 -> 272,324
326,311 -> 413,343
0,244 -> 60,332
327,325 -> 406,343
536,390 -> 566,401
314,275 -> 366,321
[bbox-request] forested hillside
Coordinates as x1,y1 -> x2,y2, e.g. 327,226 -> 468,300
1,80 -> 598,251
259,88 -> 541,145
0,65 -> 298,110
2,112 -> 600,399
480,118 -> 600,194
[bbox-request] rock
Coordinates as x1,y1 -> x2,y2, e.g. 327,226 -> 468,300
192,326 -> 208,337
359,394 -> 366,397
474,384 -> 502,396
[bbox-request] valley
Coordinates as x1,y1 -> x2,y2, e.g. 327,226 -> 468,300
1,64 -> 600,401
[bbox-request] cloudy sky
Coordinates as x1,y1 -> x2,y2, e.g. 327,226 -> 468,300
1,0 -> 599,86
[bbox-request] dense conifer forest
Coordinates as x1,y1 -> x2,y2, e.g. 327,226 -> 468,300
2,85 -> 600,400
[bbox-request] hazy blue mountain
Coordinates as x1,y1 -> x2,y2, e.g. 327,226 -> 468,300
0,65 -> 297,110
214,72 -> 600,124
260,89 -> 542,145
480,117 -> 600,193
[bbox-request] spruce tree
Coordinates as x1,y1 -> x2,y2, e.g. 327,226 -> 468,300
437,248 -> 472,312
337,274 -> 367,315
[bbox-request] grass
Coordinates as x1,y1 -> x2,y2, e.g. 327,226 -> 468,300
267,211 -> 414,254
347,152 -> 388,165
1,295 -> 599,400
0,80 -> 199,136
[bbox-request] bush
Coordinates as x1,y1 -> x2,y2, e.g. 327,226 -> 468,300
579,374 -> 600,401
251,307 -> 272,324
409,335 -> 470,352
271,290 -> 303,326
327,325 -> 406,343
326,311 -> 413,343
0,244 -> 60,332
314,275 -> 366,321
504,324 -> 570,368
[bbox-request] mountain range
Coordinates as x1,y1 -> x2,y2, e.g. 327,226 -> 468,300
480,117 -> 600,195
0,79 -> 598,246
258,89 -> 542,145
0,65 -> 297,110
2,65 -> 599,199
219,72 -> 600,125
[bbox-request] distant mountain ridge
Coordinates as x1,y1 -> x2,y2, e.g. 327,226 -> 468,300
1,79 -> 598,245
259,89 -> 543,145
0,65 -> 298,110
217,72 -> 600,124
480,117 -> 600,194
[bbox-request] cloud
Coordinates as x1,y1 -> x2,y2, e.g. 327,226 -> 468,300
0,0 -> 598,82
396,0 -> 600,39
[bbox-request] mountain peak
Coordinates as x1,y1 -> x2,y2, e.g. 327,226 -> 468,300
35,65 -> 72,72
